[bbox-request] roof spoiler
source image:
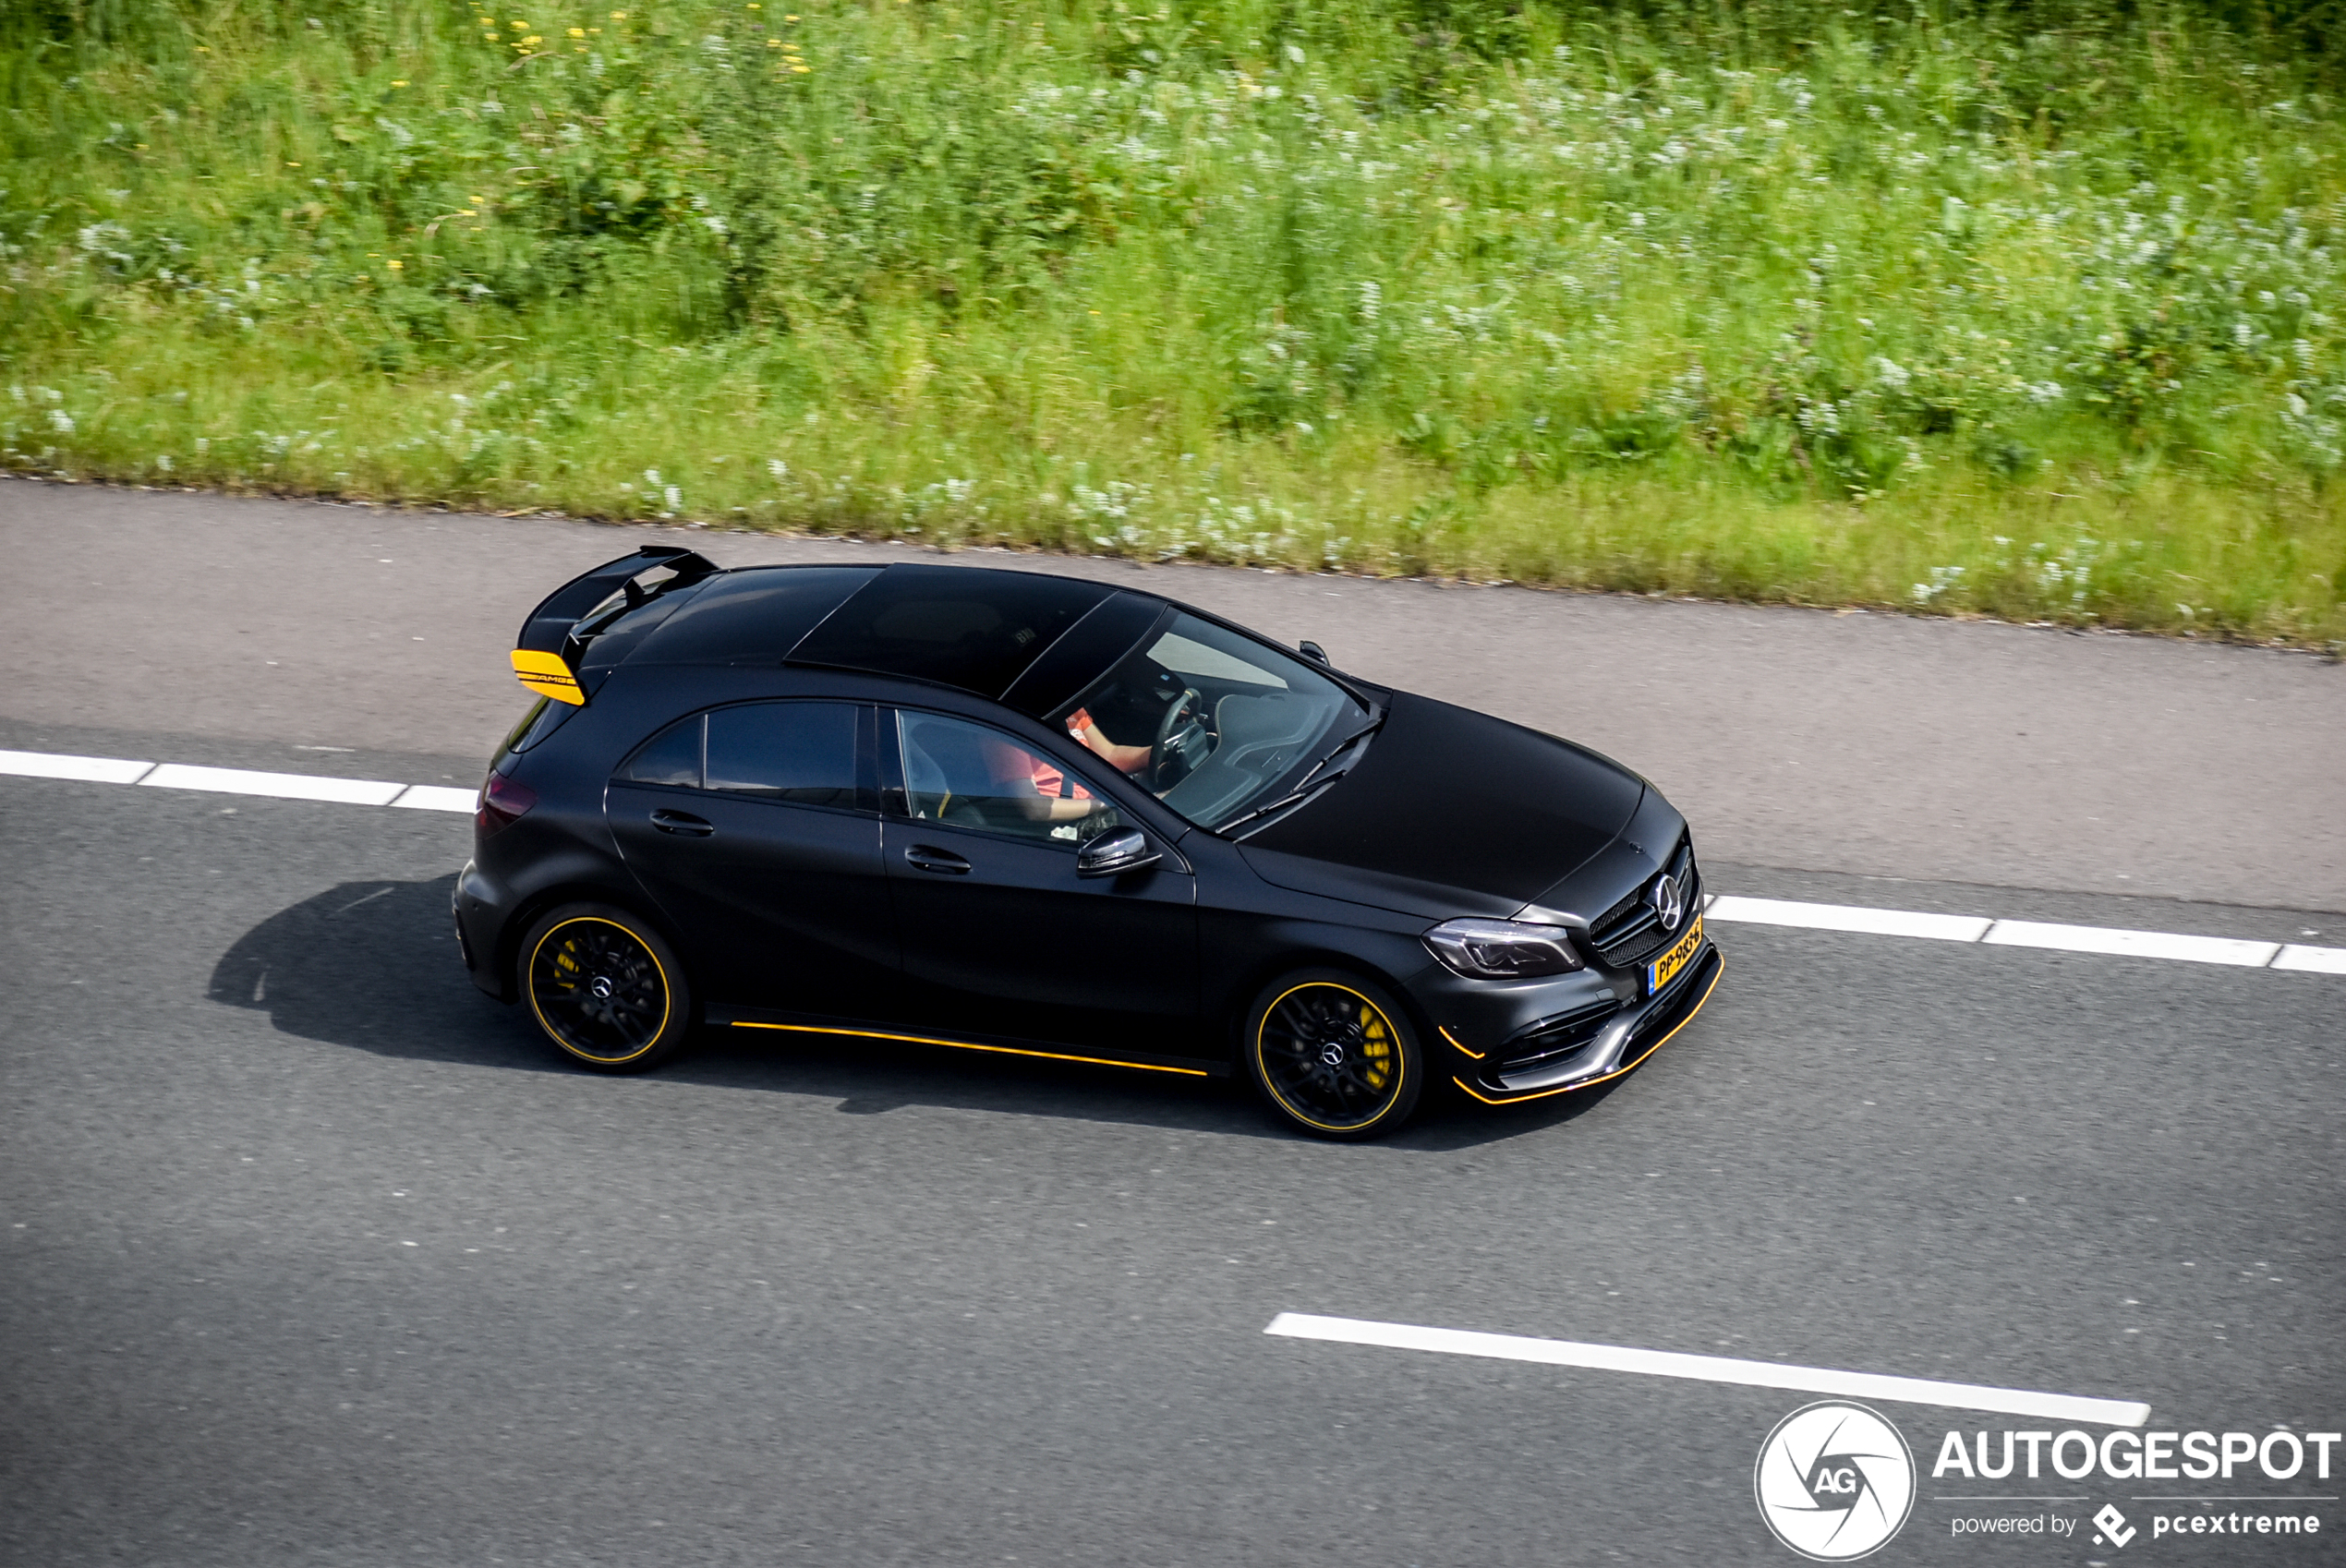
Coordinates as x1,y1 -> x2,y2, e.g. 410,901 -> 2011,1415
511,546 -> 719,705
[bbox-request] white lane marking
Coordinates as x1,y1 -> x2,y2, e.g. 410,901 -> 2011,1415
1981,919 -> 2279,968
392,785 -> 478,813
1709,895 -> 1992,943
4,749 -> 2340,981
139,762 -> 407,807
0,748 -> 155,784
1265,1313 -> 2150,1428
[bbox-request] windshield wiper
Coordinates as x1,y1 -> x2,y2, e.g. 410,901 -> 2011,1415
1213,708 -> 1385,836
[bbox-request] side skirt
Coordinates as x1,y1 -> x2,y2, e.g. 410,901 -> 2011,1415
707,1007 -> 1231,1080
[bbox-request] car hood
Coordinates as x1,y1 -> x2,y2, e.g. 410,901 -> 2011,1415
1236,691 -> 1648,919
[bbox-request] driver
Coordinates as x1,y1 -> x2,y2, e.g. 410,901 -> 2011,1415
1062,706 -> 1153,777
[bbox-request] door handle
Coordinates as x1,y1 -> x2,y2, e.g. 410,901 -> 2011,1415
649,809 -> 715,838
903,844 -> 972,874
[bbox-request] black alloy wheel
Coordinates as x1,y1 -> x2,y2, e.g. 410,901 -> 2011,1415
1244,970 -> 1424,1139
519,903 -> 693,1072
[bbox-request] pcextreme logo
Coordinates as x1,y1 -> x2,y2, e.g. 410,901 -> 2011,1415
1755,1402 -> 1917,1561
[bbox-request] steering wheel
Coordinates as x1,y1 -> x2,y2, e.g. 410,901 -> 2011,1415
1149,687 -> 1211,793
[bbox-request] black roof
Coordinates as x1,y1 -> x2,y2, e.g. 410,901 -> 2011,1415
603,561 -> 1171,709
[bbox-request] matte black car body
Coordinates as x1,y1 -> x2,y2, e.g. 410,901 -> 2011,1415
457,550 -> 1720,1129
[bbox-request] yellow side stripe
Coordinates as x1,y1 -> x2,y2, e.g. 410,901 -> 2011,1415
730,1020 -> 1210,1077
1452,954 -> 1724,1107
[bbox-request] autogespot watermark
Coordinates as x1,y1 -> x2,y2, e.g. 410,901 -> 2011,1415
1756,1409 -> 2340,1557
1931,1427 -> 2335,1550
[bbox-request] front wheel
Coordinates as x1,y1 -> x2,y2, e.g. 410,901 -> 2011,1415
518,903 -> 693,1073
1243,970 -> 1424,1140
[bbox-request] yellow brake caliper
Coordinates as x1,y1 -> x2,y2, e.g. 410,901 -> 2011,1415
1360,1002 -> 1392,1092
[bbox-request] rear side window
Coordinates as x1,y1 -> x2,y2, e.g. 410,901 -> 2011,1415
707,703 -> 859,807
622,715 -> 704,787
619,702 -> 863,810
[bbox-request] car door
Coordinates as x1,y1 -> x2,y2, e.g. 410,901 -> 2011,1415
606,700 -> 897,1019
879,706 -> 1202,1061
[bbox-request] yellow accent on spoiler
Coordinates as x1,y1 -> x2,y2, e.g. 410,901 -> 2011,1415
511,648 -> 586,706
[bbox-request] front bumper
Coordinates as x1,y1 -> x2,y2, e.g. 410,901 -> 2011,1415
1434,939 -> 1723,1105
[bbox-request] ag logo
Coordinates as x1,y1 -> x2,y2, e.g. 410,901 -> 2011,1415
1754,1401 -> 1916,1561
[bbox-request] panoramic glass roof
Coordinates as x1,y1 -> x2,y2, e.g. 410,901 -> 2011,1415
785,564 -> 1116,698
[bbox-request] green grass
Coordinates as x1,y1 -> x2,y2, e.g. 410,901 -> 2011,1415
5,0 -> 2343,641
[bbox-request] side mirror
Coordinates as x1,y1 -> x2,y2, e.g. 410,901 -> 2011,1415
1299,640 -> 1330,665
1076,826 -> 1160,878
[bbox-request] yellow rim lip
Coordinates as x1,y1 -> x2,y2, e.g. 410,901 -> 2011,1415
1451,951 -> 1723,1106
1255,980 -> 1409,1134
731,1020 -> 1208,1077
527,916 -> 672,1064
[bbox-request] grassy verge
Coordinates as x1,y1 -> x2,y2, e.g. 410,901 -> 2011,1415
4,1 -> 2342,641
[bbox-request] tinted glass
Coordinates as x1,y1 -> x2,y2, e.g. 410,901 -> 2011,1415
1046,611 -> 1362,830
707,702 -> 862,808
498,696 -> 578,760
789,565 -> 1110,697
621,715 -> 704,787
630,566 -> 881,666
895,710 -> 1119,845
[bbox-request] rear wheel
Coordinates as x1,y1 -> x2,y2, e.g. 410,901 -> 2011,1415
1243,970 -> 1423,1140
518,903 -> 692,1072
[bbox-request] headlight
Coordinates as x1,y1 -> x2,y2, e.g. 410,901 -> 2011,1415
1422,918 -> 1584,979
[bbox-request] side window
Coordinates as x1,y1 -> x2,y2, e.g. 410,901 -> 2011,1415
621,714 -> 704,787
707,702 -> 861,808
893,710 -> 1119,845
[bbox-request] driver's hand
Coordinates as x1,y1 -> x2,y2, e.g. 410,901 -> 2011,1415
1065,707 -> 1094,735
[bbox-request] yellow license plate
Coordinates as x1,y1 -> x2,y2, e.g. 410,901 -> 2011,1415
1646,913 -> 1703,995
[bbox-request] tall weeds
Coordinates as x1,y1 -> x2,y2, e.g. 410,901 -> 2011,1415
4,0 -> 2340,639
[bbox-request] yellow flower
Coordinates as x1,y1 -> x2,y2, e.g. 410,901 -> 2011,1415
792,61 -> 809,71
509,18 -> 526,28
286,160 -> 301,167
611,9 -> 626,17
524,34 -> 542,43
386,259 -> 404,270
567,26 -> 583,36
767,38 -> 781,47
391,78 -> 407,86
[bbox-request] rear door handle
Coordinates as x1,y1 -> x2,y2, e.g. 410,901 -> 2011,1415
904,844 -> 972,874
649,809 -> 715,838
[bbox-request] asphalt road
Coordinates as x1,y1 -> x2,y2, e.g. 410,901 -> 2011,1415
3,482 -> 2341,1567
5,477 -> 2340,910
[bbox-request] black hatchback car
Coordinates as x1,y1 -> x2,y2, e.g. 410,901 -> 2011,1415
457,548 -> 1719,1139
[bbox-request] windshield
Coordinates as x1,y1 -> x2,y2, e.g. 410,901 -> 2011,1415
1046,611 -> 1369,831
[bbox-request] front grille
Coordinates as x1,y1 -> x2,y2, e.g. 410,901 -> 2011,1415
1589,838 -> 1700,971
1497,998 -> 1622,1075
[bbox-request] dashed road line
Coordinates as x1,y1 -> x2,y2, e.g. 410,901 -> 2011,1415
1706,894 -> 1991,944
1704,893 -> 2339,972
1264,1313 -> 2152,1427
0,747 -> 472,814
3,746 -> 2340,974
139,762 -> 410,807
